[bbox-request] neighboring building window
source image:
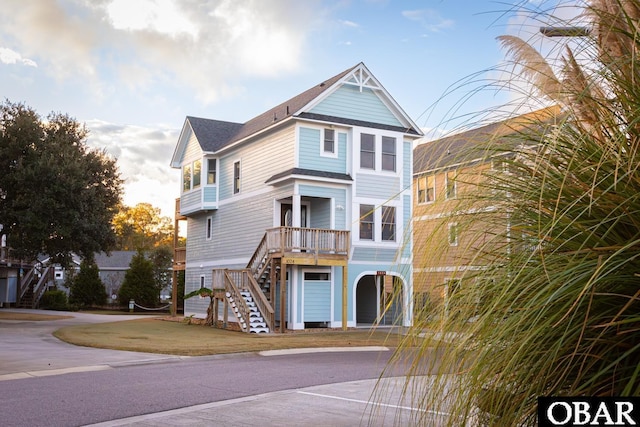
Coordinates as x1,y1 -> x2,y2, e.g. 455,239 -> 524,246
360,133 -> 375,169
417,174 -> 435,203
381,206 -> 396,241
193,159 -> 201,188
448,222 -> 458,246
233,161 -> 241,194
206,216 -> 213,240
359,204 -> 374,240
182,164 -> 191,191
381,136 -> 396,172
207,159 -> 216,184
323,129 -> 335,154
446,170 -> 457,199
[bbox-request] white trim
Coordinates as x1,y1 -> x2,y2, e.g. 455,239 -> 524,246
185,258 -> 248,269
320,127 -> 338,159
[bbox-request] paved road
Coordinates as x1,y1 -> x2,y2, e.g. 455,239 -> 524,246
0,309 -> 448,426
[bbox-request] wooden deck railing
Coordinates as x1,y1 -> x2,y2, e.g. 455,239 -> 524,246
225,269 -> 274,333
173,247 -> 186,270
264,227 -> 350,255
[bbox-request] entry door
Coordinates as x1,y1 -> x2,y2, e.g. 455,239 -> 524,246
281,204 -> 308,227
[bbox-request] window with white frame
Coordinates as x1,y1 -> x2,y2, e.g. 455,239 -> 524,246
417,174 -> 435,203
360,133 -> 375,169
207,159 -> 216,184
200,275 -> 206,289
381,206 -> 396,241
323,128 -> 335,154
233,161 -> 241,194
193,159 -> 201,188
182,164 -> 191,191
206,216 -> 213,240
359,204 -> 374,240
448,222 -> 458,246
381,136 -> 396,172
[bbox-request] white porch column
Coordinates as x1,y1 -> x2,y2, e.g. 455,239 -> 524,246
292,193 -> 301,228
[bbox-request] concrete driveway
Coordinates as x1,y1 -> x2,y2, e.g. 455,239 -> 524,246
0,308 -> 184,380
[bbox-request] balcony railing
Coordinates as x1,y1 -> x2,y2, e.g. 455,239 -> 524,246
264,227 -> 350,256
173,247 -> 186,270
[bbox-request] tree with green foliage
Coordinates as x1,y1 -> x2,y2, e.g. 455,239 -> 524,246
69,259 -> 107,308
0,101 -> 122,267
112,203 -> 174,251
391,1 -> 640,425
149,245 -> 173,296
118,249 -> 157,308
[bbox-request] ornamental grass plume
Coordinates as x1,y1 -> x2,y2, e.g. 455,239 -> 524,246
376,1 -> 640,425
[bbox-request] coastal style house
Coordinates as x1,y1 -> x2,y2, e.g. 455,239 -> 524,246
170,63 -> 422,332
412,106 -> 560,312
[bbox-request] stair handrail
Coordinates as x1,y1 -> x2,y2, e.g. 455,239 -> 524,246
247,233 -> 268,274
31,265 -> 54,308
222,270 -> 250,332
243,269 -> 274,332
19,264 -> 37,302
226,269 -> 274,333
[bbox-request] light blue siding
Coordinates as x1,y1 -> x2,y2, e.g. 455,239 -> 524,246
304,281 -> 331,322
310,85 -> 402,127
403,194 -> 412,259
203,186 -> 217,203
403,140 -> 412,189
355,173 -> 400,200
351,247 -> 398,263
299,185 -> 347,230
298,127 -> 347,174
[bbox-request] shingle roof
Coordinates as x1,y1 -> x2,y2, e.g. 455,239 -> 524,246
265,168 -> 353,184
93,251 -> 138,269
414,106 -> 562,173
188,64 -> 360,153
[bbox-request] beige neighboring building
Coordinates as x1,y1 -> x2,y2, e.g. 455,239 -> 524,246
412,106 -> 560,311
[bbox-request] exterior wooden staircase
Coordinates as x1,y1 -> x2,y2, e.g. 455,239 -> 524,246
215,226 -> 349,333
17,263 -> 54,309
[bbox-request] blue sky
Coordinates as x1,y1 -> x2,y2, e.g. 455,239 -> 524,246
0,0 -> 581,217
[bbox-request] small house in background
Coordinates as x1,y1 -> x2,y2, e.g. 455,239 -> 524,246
93,251 -> 138,303
412,106 -> 560,313
171,62 -> 422,333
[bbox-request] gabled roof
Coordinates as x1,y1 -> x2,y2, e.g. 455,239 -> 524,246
172,63 -> 422,166
93,251 -> 138,270
414,106 -> 562,174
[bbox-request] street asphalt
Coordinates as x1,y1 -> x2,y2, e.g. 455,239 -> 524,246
0,308 -> 448,426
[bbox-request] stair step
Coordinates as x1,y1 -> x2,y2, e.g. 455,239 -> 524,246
250,327 -> 269,334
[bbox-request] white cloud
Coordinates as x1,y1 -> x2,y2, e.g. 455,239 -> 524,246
339,19 -> 359,28
402,9 -> 454,33
85,119 -> 180,217
0,0 -> 322,105
0,47 -> 37,67
105,0 -> 198,39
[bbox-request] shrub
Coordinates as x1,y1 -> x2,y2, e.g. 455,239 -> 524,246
39,290 -> 68,311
